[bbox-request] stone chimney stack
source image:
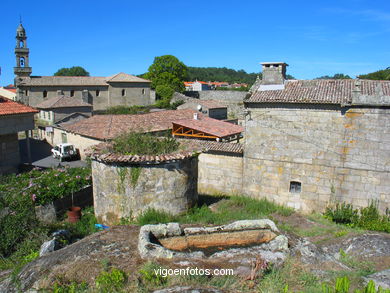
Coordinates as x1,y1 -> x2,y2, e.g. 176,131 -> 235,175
261,62 -> 288,85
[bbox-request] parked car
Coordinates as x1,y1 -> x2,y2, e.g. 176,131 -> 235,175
51,143 -> 79,161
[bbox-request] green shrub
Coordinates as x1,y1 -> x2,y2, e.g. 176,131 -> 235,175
138,262 -> 168,287
52,280 -> 89,293
325,201 -> 390,233
105,105 -> 150,115
321,276 -> 390,293
0,167 -> 91,206
95,268 -> 127,292
136,208 -> 174,225
112,132 -> 179,155
325,203 -> 358,225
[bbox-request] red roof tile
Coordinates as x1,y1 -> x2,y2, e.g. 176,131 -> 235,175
173,116 -> 243,138
61,109 -> 201,140
0,96 -> 38,116
247,79 -> 390,104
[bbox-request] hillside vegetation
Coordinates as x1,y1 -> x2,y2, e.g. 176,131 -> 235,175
358,67 -> 390,80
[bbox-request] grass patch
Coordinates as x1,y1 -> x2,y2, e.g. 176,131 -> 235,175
111,132 -> 179,155
134,195 -> 293,226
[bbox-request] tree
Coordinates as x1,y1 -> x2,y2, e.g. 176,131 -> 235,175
358,68 -> 390,80
54,66 -> 90,76
315,73 -> 351,80
144,55 -> 187,93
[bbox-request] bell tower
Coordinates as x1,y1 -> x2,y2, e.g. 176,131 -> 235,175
14,23 -> 32,78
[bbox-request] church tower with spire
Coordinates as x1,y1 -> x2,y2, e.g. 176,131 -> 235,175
14,23 -> 32,78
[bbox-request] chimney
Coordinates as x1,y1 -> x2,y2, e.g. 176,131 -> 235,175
193,113 -> 198,120
261,62 -> 288,85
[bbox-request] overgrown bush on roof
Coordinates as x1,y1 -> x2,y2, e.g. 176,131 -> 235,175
112,132 -> 179,155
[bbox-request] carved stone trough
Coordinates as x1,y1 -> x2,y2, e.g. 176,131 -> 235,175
138,219 -> 289,271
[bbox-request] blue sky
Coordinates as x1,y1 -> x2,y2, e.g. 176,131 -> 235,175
1,0 -> 389,85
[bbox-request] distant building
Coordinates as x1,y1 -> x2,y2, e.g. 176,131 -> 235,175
184,81 -> 212,91
13,24 -> 153,111
177,99 -> 227,120
0,85 -> 17,100
0,95 -> 38,174
35,95 -> 92,125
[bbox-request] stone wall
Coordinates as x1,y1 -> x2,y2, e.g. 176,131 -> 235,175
243,104 -> 390,213
0,133 -> 20,175
21,83 -> 151,111
91,158 -> 198,225
198,91 -> 247,122
198,153 -> 243,195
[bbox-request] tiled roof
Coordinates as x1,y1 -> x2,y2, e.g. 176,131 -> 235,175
173,116 -> 243,138
61,109 -> 200,140
86,139 -> 242,164
18,73 -> 150,86
180,139 -> 243,154
0,96 -> 39,116
35,95 -> 92,109
246,79 -> 390,104
106,72 -> 150,83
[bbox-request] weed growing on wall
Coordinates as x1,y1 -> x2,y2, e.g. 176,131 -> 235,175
130,167 -> 142,187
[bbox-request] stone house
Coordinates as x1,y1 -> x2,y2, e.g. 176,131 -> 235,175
13,24 -> 152,111
242,62 -> 390,213
40,109 -> 203,158
177,99 -> 228,120
0,96 -> 38,174
35,95 -> 92,125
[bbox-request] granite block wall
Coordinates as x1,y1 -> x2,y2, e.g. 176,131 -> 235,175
198,153 -> 243,195
243,104 -> 390,213
91,158 -> 198,225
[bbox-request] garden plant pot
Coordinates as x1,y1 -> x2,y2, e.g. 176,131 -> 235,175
67,206 -> 81,223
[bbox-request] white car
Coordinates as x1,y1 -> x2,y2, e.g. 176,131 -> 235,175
51,143 -> 79,162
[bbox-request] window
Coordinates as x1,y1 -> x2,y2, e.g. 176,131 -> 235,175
48,111 -> 51,120
43,90 -> 47,98
70,90 -> 75,97
19,41 -> 24,48
289,181 -> 301,193
61,133 -> 68,143
96,90 -> 100,97
121,89 -> 126,96
142,89 -> 145,95
25,90 -> 28,96
20,57 -> 25,67
43,111 -> 46,119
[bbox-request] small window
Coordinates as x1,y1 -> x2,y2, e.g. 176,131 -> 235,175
142,89 -> 145,95
289,181 -> 301,193
43,90 -> 47,98
48,111 -> 51,120
265,64 -> 271,68
96,90 -> 100,97
70,90 -> 75,97
25,90 -> 28,96
121,89 -> 126,96
43,111 -> 46,119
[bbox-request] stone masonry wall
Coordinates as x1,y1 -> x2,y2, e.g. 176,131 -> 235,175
92,158 -> 198,225
198,153 -> 243,195
199,91 -> 247,122
0,133 -> 20,175
243,104 -> 390,213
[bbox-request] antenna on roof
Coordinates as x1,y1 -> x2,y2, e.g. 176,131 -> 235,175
19,14 -> 22,24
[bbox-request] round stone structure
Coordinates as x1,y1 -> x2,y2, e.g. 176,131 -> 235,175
91,152 -> 198,225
